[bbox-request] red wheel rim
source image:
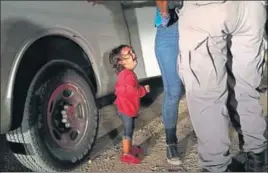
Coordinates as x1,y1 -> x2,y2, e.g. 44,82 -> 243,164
47,83 -> 89,150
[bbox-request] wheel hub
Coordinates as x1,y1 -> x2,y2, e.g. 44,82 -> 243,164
51,103 -> 73,133
47,83 -> 88,149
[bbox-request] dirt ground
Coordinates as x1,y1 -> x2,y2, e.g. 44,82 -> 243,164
81,93 -> 267,172
81,59 -> 267,172
0,92 -> 267,172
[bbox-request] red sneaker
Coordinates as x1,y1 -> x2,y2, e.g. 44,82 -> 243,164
131,146 -> 143,155
120,153 -> 141,164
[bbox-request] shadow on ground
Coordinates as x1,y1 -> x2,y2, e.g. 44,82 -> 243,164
232,116 -> 268,172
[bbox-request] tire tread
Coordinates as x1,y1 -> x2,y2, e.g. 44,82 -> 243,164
6,68 -> 98,172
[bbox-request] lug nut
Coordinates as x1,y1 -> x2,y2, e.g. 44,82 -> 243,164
62,119 -> 67,123
61,110 -> 67,115
65,123 -> 71,128
64,105 -> 69,110
62,114 -> 68,119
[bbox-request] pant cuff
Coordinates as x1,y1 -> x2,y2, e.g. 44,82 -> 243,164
123,136 -> 132,140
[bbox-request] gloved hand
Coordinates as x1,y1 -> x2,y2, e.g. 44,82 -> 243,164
161,14 -> 170,27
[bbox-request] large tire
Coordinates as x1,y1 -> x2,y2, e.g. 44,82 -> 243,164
6,63 -> 98,171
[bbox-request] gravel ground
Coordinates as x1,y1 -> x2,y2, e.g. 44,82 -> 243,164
0,92 -> 267,172
83,93 -> 268,172
83,97 -> 192,172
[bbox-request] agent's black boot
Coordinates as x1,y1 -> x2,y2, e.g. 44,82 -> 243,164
165,128 -> 181,165
245,150 -> 266,172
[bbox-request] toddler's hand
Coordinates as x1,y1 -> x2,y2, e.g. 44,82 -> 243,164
144,85 -> 150,93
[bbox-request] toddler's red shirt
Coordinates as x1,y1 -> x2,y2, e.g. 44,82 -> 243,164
114,69 -> 146,117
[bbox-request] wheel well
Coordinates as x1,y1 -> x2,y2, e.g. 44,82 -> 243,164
11,35 -> 97,130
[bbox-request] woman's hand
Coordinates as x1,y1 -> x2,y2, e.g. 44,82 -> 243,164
155,0 -> 170,26
160,11 -> 169,18
156,0 -> 168,16
161,14 -> 170,26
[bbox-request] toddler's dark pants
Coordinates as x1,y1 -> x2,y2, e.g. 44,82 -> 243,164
117,111 -> 135,140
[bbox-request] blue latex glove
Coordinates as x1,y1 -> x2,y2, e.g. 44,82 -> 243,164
155,8 -> 162,27
155,8 -> 170,27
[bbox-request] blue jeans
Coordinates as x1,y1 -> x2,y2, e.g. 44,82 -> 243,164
117,111 -> 135,140
155,22 -> 182,130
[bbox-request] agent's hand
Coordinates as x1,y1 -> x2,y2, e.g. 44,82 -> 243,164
144,85 -> 150,93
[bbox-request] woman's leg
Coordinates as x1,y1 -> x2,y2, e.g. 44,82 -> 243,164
155,22 -> 182,165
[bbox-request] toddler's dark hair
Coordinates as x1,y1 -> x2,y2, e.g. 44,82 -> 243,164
109,44 -> 133,74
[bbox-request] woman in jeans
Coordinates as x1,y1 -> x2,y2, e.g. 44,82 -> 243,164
154,0 -> 183,165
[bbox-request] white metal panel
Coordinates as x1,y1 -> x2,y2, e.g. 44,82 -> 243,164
133,7 -> 161,77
